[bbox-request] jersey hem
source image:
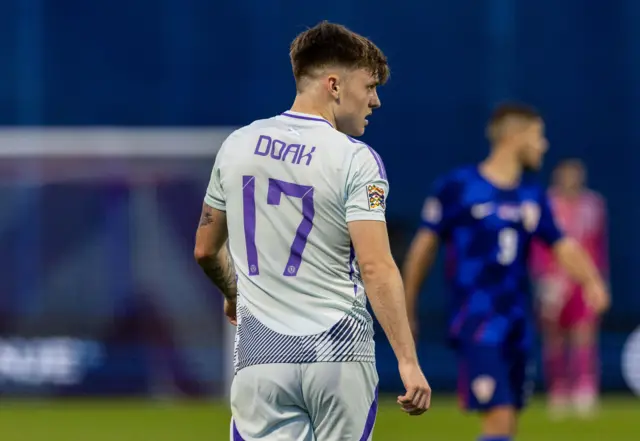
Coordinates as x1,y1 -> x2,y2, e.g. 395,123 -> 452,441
235,355 -> 377,374
346,213 -> 386,222
204,195 -> 226,211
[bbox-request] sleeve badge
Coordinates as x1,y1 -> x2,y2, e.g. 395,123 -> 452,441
366,184 -> 386,210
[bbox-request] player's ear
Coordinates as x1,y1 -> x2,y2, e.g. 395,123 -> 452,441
327,74 -> 340,100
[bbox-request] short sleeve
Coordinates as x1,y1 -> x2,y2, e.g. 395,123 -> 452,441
533,191 -> 563,245
203,143 -> 227,211
345,145 -> 389,222
419,176 -> 460,238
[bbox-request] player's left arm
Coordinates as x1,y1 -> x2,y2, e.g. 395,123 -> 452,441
534,192 -> 610,312
194,204 -> 237,302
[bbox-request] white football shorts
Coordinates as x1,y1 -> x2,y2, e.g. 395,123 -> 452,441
230,361 -> 379,440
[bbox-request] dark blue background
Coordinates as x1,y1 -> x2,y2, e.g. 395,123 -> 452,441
0,0 -> 637,393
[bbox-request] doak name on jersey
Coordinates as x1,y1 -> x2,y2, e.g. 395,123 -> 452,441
254,135 -> 316,166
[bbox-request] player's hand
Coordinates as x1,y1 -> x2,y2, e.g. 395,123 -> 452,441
224,298 -> 238,325
583,281 -> 610,314
535,276 -> 568,321
397,361 -> 431,416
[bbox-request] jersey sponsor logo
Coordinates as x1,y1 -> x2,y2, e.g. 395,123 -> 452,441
497,204 -> 521,222
521,201 -> 541,232
471,202 -> 494,219
367,184 -> 386,210
471,375 -> 496,403
422,197 -> 442,223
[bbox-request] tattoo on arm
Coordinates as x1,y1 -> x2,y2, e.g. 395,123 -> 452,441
201,244 -> 237,301
196,205 -> 237,300
199,206 -> 214,227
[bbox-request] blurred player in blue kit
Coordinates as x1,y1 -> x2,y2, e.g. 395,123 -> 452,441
402,103 -> 610,441
194,21 -> 430,440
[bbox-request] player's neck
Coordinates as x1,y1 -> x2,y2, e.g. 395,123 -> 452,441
480,151 -> 523,189
290,94 -> 336,128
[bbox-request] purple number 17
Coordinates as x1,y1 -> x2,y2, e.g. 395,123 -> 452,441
242,176 -> 315,277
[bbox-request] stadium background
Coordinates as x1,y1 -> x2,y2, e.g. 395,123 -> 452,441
0,0 -> 638,439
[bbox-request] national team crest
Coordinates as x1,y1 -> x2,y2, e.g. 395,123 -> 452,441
367,184 -> 386,210
471,375 -> 496,404
521,201 -> 541,233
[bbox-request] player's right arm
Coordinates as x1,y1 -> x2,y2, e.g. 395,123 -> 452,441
349,222 -> 416,363
194,144 -> 238,324
345,145 -> 430,415
402,178 -> 457,336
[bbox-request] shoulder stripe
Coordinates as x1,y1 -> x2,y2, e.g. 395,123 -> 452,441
347,136 -> 387,180
366,146 -> 387,180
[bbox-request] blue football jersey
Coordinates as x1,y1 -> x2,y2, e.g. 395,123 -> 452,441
420,165 -> 563,345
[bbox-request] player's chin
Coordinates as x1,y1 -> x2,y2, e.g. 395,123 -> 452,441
348,125 -> 366,137
359,119 -> 370,134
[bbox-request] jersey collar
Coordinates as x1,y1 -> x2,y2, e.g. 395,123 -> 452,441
280,111 -> 334,128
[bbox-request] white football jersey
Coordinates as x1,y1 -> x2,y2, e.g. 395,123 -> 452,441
204,111 -> 389,372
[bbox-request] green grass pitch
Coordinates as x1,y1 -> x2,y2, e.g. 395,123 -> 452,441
0,395 -> 637,440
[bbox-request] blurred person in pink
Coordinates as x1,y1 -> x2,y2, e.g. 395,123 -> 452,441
529,159 -> 608,418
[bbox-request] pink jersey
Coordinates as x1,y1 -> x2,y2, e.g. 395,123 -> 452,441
530,189 -> 608,278
529,189 -> 608,326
